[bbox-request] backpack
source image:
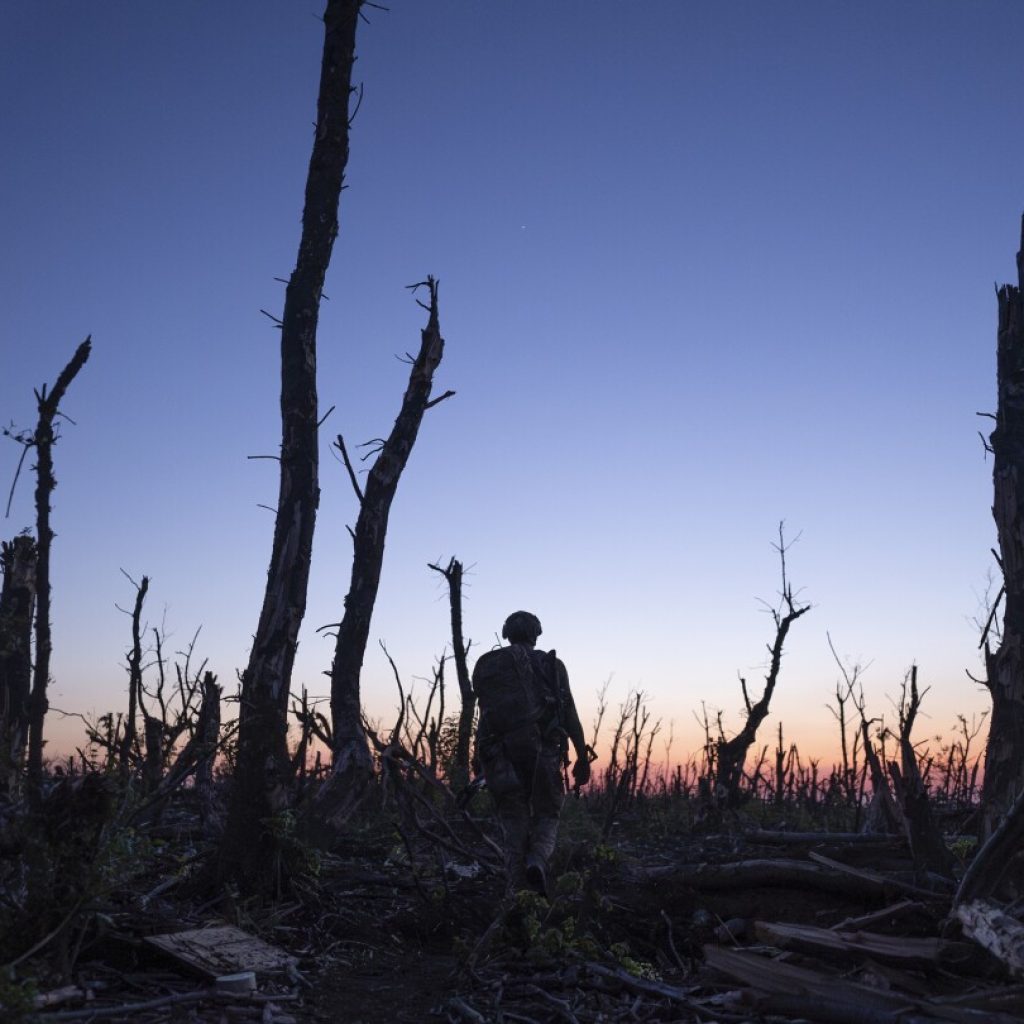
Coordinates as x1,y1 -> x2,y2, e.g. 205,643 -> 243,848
473,644 -> 555,736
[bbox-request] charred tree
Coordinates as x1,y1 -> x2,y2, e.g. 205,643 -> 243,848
315,279 -> 453,828
886,666 -> 956,881
218,0 -> 361,890
429,556 -> 474,787
859,716 -> 904,835
0,535 -> 37,796
715,525 -> 809,807
983,214 -> 1024,839
118,572 -> 149,783
25,337 -> 91,793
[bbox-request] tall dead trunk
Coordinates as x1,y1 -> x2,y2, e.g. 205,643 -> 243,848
218,0 -> 361,890
0,535 -> 37,797
119,573 -> 149,782
983,213 -> 1024,839
429,556 -> 474,788
26,337 -> 91,794
315,279 -> 452,828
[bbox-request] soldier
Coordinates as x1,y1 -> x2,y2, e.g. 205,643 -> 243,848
472,611 -> 591,895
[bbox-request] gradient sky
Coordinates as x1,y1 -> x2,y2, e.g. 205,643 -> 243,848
2,2 -> 1021,766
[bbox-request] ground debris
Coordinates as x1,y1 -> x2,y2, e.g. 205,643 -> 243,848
145,924 -> 299,979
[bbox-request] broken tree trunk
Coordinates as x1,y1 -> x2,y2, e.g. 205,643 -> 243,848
0,535 -> 37,797
26,336 -> 91,794
316,279 -> 453,828
984,214 -> 1024,839
429,556 -> 474,788
887,665 -> 956,880
859,717 -> 905,834
218,0 -> 360,892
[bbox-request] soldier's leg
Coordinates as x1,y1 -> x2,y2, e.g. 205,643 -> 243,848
497,792 -> 530,892
525,741 -> 566,896
480,739 -> 531,892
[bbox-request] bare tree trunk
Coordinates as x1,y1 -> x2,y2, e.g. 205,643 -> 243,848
119,573 -> 149,782
315,279 -> 453,828
859,718 -> 904,835
26,337 -> 91,794
0,535 -> 37,797
983,213 -> 1024,839
142,714 -> 163,794
193,672 -> 222,827
715,525 -> 809,806
218,0 -> 361,891
429,556 -> 473,788
886,666 -> 956,881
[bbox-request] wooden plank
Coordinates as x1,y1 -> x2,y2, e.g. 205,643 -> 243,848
145,925 -> 297,979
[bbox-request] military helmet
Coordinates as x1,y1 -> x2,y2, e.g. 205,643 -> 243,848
502,610 -> 542,644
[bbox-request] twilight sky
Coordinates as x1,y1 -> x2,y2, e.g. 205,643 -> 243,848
2,2 -> 1021,765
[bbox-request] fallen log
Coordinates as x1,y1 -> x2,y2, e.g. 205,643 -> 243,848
752,920 -> 974,969
704,945 -> 1021,1024
748,829 -> 907,847
646,856 -> 941,901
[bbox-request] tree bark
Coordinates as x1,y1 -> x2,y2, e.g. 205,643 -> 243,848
983,213 -> 1024,839
315,279 -> 452,828
0,535 -> 37,797
218,0 -> 360,891
429,556 -> 474,788
26,337 -> 91,794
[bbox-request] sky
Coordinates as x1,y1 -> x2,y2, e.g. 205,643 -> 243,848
1,1 -> 1021,768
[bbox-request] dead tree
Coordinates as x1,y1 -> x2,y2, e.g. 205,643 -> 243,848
0,535 -> 37,796
428,556 -> 474,787
217,0 -> 361,890
117,572 -> 149,783
315,279 -> 453,828
715,525 -> 809,807
128,669 -> 223,830
983,213 -> 1024,839
24,337 -> 92,793
886,666 -> 956,881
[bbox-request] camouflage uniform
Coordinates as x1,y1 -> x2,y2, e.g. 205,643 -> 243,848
475,648 -> 586,893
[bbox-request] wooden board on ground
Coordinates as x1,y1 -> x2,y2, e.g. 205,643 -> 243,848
145,925 -> 298,979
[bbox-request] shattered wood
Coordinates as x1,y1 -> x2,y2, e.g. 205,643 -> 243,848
145,924 -> 299,978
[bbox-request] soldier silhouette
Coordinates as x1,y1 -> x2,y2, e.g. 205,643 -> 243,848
472,611 -> 591,895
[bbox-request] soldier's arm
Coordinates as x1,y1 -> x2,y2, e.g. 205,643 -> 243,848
556,660 -> 587,757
